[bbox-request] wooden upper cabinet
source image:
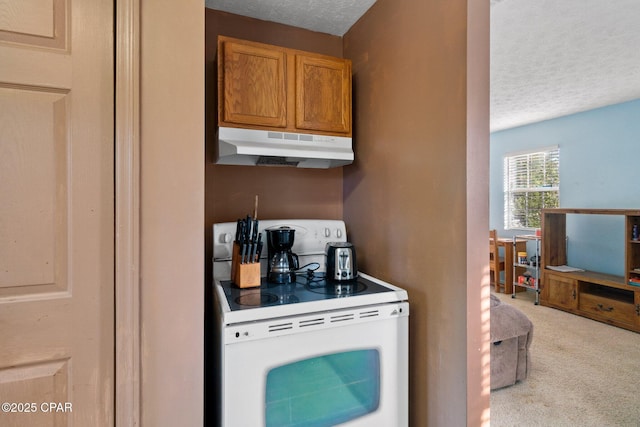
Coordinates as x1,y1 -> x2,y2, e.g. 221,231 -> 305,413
219,39 -> 287,128
217,36 -> 352,136
295,55 -> 351,133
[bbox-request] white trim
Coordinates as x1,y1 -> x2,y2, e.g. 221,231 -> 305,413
115,0 -> 141,424
502,144 -> 559,159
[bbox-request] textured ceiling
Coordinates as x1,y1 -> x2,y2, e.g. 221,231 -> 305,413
204,0 -> 376,37
205,0 -> 640,132
491,0 -> 640,131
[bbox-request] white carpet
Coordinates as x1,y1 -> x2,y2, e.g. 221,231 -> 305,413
490,290 -> 640,426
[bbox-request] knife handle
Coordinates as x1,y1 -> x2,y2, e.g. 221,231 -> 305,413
256,235 -> 263,261
235,219 -> 242,243
240,242 -> 247,264
250,234 -> 259,263
245,215 -> 252,241
252,219 -> 259,242
238,219 -> 246,244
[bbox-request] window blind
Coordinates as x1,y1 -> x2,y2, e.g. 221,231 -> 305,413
504,147 -> 559,229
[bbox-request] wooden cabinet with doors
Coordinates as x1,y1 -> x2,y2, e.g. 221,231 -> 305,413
541,208 -> 640,332
217,36 -> 352,136
541,272 -> 578,310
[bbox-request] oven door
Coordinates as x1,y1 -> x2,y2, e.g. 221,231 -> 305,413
220,302 -> 409,427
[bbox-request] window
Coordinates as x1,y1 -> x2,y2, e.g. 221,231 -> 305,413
504,146 -> 559,229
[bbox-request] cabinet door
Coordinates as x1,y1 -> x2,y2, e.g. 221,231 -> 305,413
545,274 -> 577,310
220,41 -> 287,128
636,291 -> 640,329
295,55 -> 351,134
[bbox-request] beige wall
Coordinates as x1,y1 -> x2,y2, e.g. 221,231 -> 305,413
140,0 -> 204,425
343,0 -> 489,425
466,0 -> 492,424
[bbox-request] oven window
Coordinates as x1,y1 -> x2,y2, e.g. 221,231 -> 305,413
265,349 -> 380,427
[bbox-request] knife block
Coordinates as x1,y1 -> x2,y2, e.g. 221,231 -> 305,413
231,242 -> 261,288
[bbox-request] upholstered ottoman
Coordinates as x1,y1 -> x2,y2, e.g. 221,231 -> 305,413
490,294 -> 533,390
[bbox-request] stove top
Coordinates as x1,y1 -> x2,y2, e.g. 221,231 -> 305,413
212,220 -> 408,324
214,272 -> 408,324
220,274 -> 392,311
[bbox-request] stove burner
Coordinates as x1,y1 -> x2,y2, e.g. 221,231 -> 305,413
235,292 -> 279,306
306,280 -> 367,296
235,289 -> 301,306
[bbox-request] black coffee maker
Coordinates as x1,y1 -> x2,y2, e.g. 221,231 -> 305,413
266,227 -> 299,283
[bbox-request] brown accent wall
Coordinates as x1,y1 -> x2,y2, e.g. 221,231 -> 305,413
204,12 -> 347,423
205,4 -> 489,425
343,0 -> 489,425
204,10 -> 346,290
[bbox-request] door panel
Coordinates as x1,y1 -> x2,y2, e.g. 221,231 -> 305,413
0,0 -> 67,49
0,0 -> 114,425
0,87 -> 68,294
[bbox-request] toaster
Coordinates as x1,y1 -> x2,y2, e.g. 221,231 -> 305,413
325,242 -> 358,281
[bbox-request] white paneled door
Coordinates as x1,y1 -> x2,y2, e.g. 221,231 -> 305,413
0,0 -> 114,425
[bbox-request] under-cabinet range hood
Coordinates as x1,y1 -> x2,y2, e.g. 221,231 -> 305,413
215,127 -> 353,168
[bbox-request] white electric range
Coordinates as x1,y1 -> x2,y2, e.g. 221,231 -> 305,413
211,219 -> 409,427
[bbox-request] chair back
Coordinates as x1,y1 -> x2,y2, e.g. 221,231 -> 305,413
489,229 -> 499,262
489,229 -> 505,289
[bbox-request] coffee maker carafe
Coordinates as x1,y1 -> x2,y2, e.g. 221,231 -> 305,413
266,227 -> 299,284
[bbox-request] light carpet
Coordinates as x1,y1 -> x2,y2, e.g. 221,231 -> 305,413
490,290 -> 640,427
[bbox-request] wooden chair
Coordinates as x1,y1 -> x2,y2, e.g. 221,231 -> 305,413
489,229 -> 505,291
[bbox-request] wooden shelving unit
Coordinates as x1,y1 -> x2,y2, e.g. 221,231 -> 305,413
541,208 -> 640,333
